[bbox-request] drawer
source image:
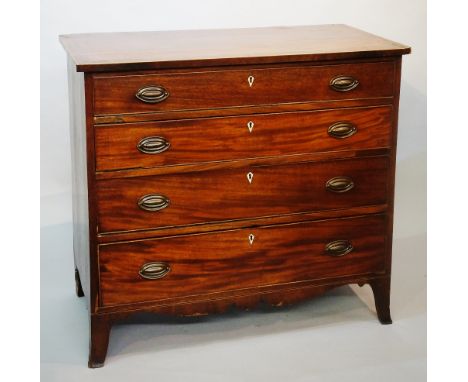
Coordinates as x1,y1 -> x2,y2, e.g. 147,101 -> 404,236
96,156 -> 388,233
99,214 -> 387,307
95,106 -> 392,172
93,62 -> 395,116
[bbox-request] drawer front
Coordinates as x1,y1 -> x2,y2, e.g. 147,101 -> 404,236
95,106 -> 392,171
96,156 -> 388,233
93,62 -> 395,116
99,215 -> 387,307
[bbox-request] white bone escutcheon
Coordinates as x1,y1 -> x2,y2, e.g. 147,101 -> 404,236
247,172 -> 254,184
248,233 -> 255,245
248,75 -> 255,87
247,121 -> 254,133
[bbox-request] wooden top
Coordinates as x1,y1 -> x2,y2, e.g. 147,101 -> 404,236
60,24 -> 410,72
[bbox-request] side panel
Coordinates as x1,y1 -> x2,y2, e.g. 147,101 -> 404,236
67,56 -> 99,312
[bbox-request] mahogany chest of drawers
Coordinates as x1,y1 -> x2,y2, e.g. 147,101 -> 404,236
60,25 -> 410,367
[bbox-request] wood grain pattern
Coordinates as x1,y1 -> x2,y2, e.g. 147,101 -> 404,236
93,96 -> 393,125
95,106 -> 392,171
99,215 -> 386,307
96,275 -> 385,315
93,62 -> 394,116
97,205 -> 388,244
96,156 -> 388,233
95,147 -> 390,180
61,25 -> 410,367
59,25 -> 410,72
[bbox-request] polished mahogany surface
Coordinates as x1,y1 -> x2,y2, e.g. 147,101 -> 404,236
62,25 -> 410,367
60,24 -> 410,72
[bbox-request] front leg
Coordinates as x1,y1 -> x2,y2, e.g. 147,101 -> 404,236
369,277 -> 392,324
88,315 -> 112,368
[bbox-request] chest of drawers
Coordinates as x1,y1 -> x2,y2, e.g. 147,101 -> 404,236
60,25 -> 410,367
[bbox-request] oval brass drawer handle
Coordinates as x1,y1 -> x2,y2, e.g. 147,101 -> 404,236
326,176 -> 355,193
139,262 -> 171,280
325,240 -> 354,257
135,85 -> 169,103
138,194 -> 170,212
137,136 -> 171,154
328,122 -> 357,139
329,75 -> 359,92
